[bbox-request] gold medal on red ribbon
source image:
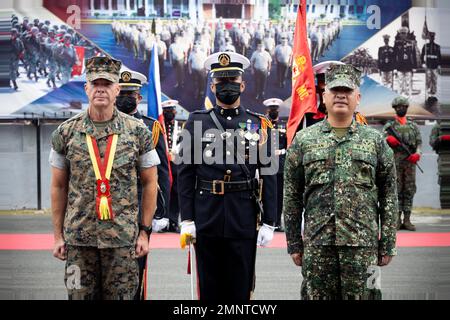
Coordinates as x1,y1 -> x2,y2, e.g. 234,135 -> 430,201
86,134 -> 118,220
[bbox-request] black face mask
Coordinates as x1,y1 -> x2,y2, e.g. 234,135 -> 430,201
395,107 -> 408,117
268,110 -> 279,120
215,82 -> 241,105
164,111 -> 175,121
116,95 -> 137,114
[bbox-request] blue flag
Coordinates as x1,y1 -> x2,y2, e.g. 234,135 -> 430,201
147,43 -> 162,119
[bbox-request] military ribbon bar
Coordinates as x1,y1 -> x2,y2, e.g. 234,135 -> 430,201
86,134 -> 119,221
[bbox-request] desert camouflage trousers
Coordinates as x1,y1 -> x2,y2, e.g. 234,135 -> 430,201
64,245 -> 139,300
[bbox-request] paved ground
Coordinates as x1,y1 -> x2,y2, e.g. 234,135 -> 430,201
1,213 -> 449,300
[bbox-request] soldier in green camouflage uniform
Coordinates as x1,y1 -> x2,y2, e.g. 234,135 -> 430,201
383,97 -> 422,231
283,64 -> 398,300
430,121 -> 450,152
49,56 -> 160,300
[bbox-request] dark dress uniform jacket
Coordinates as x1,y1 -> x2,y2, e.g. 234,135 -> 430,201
421,42 -> 441,69
178,106 -> 277,239
378,45 -> 395,72
133,111 -> 170,219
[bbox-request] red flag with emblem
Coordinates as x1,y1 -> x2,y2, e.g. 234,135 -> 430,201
287,0 -> 317,146
71,46 -> 85,77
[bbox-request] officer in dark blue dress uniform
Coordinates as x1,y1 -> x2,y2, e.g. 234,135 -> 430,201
177,52 -> 278,301
116,69 -> 170,300
162,99 -> 182,233
263,98 -> 287,232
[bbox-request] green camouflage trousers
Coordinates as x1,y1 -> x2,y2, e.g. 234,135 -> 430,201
301,246 -> 382,300
395,159 -> 416,212
64,245 -> 139,300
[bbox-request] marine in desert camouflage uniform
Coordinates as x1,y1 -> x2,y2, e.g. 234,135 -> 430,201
49,56 -> 160,300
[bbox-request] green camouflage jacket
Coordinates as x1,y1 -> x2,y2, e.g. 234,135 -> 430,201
51,109 -> 154,248
383,119 -> 422,160
283,119 -> 398,256
429,122 -> 440,152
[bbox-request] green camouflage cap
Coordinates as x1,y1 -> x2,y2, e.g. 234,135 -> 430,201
85,56 -> 122,83
325,64 -> 362,90
392,96 -> 409,107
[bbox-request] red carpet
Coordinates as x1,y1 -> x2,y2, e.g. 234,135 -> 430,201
1,232 -> 450,250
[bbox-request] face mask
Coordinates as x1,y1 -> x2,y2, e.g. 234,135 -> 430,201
116,95 -> 137,114
395,107 -> 407,117
215,82 -> 241,105
268,110 -> 279,120
164,111 -> 175,121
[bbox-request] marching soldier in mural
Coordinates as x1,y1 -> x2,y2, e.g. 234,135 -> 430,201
274,34 -> 293,89
49,56 -> 160,299
284,64 -> 398,300
23,26 -> 40,82
155,34 -> 167,79
394,27 -> 417,98
45,29 -> 58,89
250,41 -> 272,101
10,28 -> 24,91
421,32 -> 441,96
163,100 -> 182,233
169,35 -> 186,89
188,42 -> 208,99
116,69 -> 171,299
178,52 -> 277,301
264,98 -> 287,232
378,34 -> 395,88
309,22 -> 320,62
38,27 -> 49,78
55,34 -> 79,85
383,96 -> 422,231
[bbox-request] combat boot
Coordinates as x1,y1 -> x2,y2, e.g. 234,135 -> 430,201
403,211 -> 416,231
12,80 -> 18,91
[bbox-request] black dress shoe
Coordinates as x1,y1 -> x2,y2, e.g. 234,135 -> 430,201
167,221 -> 180,233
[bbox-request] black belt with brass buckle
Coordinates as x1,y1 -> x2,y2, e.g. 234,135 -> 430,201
197,178 -> 259,195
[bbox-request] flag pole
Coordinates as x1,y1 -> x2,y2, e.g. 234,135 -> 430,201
189,242 -> 195,300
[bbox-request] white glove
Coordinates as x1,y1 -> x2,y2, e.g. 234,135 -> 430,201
152,218 -> 169,233
257,223 -> 276,247
180,220 -> 196,239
